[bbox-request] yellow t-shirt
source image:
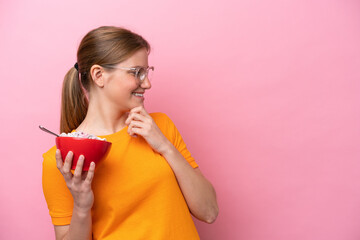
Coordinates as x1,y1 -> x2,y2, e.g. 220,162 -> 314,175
42,112 -> 200,239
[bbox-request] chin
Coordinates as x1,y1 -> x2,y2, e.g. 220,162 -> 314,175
135,102 -> 145,107
127,102 -> 144,110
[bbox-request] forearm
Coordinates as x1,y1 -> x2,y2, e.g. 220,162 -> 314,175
63,207 -> 92,240
162,144 -> 219,223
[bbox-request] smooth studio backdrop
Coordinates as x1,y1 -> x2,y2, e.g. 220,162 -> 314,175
0,0 -> 359,239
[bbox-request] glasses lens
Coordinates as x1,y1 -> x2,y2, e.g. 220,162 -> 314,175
137,67 -> 154,82
138,68 -> 146,81
147,67 -> 154,81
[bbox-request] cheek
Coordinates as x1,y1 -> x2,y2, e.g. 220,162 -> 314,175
108,78 -> 137,93
128,81 -> 141,91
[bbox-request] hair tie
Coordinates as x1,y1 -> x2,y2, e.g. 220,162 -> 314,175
74,63 -> 79,71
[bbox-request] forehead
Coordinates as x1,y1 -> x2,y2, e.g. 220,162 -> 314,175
121,48 -> 149,67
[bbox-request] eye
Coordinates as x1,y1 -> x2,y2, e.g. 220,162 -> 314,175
140,68 -> 149,81
138,67 -> 146,76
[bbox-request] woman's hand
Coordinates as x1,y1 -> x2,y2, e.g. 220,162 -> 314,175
125,106 -> 172,155
55,149 -> 95,212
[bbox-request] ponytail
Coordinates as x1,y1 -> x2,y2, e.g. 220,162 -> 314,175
60,67 -> 88,133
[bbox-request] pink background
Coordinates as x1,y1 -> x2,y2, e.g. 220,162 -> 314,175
1,0 -> 360,239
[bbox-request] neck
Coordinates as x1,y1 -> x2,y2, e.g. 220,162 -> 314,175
76,97 -> 129,136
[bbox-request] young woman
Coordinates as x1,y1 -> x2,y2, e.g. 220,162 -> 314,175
42,26 -> 218,240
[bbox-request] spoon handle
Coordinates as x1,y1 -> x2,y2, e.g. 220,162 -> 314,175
39,125 -> 60,137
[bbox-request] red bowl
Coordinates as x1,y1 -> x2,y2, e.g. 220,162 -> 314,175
55,137 -> 112,171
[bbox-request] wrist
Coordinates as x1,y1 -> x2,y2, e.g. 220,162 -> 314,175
160,142 -> 176,158
73,205 -> 92,217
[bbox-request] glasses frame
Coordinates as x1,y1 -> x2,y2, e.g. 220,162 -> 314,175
102,65 -> 154,82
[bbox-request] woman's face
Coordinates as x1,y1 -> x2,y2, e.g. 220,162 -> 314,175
102,48 -> 152,112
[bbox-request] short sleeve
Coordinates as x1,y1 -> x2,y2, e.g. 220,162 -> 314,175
42,146 -> 74,225
152,113 -> 199,169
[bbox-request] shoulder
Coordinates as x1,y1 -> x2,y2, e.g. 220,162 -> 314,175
42,145 -> 60,186
43,145 -> 57,158
42,145 -> 57,167
149,112 -> 173,127
149,112 -> 177,139
149,112 -> 170,119
149,112 -> 183,145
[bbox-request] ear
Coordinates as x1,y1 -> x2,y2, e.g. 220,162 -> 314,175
90,64 -> 105,88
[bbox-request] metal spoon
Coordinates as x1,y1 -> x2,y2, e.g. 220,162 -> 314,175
39,125 -> 60,137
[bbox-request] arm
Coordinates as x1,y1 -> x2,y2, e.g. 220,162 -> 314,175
162,144 -> 219,223
54,207 -> 92,240
126,107 -> 219,223
53,150 -> 95,240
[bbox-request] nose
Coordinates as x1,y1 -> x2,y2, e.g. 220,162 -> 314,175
140,76 -> 152,90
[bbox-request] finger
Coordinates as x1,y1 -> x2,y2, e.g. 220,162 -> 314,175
128,121 -> 145,137
126,112 -> 147,125
130,127 -> 142,137
128,124 -> 138,137
73,155 -> 85,183
128,119 -> 146,129
55,149 -> 64,170
85,162 -> 96,185
129,106 -> 143,113
62,151 -> 74,180
130,106 -> 148,115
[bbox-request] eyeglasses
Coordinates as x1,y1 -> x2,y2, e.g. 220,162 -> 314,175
103,65 -> 154,82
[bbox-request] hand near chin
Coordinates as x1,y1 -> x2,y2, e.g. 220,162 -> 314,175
125,106 -> 171,155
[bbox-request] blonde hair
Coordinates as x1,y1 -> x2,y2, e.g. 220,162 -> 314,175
60,26 -> 150,133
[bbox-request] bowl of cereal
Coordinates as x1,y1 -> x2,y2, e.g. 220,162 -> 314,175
55,132 -> 112,171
